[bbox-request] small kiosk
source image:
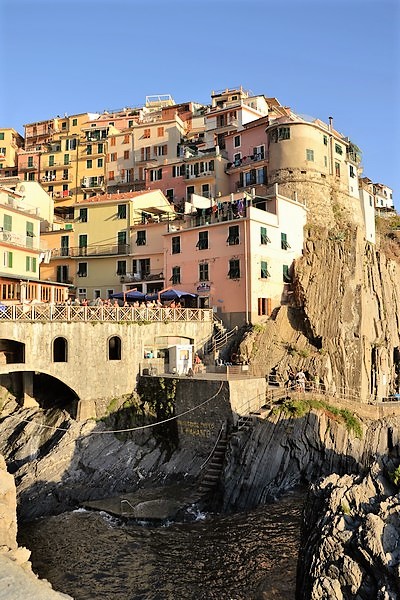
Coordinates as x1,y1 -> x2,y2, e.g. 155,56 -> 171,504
168,344 -> 193,375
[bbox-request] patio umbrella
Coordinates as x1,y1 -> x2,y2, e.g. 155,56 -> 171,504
158,289 -> 197,301
111,290 -> 146,301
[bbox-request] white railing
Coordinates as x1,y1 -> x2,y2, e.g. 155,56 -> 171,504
0,304 -> 213,323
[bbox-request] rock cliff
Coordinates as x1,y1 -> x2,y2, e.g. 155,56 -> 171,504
238,224 -> 400,403
296,455 -> 400,599
0,454 -> 73,599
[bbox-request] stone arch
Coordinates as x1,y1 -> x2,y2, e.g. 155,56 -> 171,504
108,335 -> 122,361
0,339 -> 25,364
53,337 -> 68,363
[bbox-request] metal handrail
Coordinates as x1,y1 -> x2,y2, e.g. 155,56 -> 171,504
199,422 -> 226,471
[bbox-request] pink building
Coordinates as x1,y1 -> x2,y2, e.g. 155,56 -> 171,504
163,187 -> 307,327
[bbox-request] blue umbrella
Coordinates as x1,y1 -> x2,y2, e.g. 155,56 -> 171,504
158,288 -> 197,301
111,290 -> 146,301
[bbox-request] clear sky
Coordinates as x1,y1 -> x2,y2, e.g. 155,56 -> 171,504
1,0 -> 399,210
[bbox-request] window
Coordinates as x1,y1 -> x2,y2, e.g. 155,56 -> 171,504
86,145 -> 92,155
63,154 -> 69,165
117,204 -> 127,219
171,266 -> 181,284
258,298 -> 269,316
283,265 -> 291,283
253,145 -> 265,160
60,236 -> 69,257
270,127 -> 290,142
26,222 -> 34,248
349,165 -> 355,178
97,158 -> 103,168
110,137 -> 116,147
166,189 -> 174,202
98,143 -> 104,153
157,127 -> 164,137
281,232 -> 290,250
3,251 -> 13,268
335,161 -> 341,177
233,153 -> 241,166
227,225 -> 239,245
109,170 -> 114,180
123,134 -> 130,143
260,227 -> 270,245
108,336 -> 121,361
196,231 -> 208,250
260,261 -> 270,279
186,186 -> 194,201
65,138 -> 77,151
86,159 -> 92,169
369,195 -> 373,207
172,236 -> 181,254
72,118 -> 77,126
335,143 -> 343,155
234,135 -> 241,148
0,133 -> 4,140
324,156 -> 328,168
143,128 -> 150,138
56,265 -> 69,282
79,234 -> 87,251
117,231 -> 127,250
128,120 -> 134,128
27,156 -> 34,168
53,337 -> 68,363
136,230 -> 146,246
306,149 -> 314,161
77,262 -> 87,277
323,135 -> 328,146
201,183 -> 210,197
25,256 -> 37,272
3,214 -> 12,231
79,208 -> 88,222
141,146 -> 151,160
117,260 -> 126,276
110,152 -> 117,162
150,168 -> 162,181
49,155 -> 55,167
172,165 -> 185,177
199,263 -> 209,282
124,150 -> 129,160
61,121 -> 67,130
228,259 -> 240,279
28,173 -> 35,181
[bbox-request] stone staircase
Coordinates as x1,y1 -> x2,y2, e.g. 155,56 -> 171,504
198,425 -> 228,496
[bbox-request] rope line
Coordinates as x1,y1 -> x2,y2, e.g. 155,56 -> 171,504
4,381 -> 225,436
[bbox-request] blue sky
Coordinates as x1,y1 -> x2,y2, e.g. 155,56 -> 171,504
1,0 -> 399,210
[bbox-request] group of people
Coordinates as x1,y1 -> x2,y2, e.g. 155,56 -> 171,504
286,367 -> 307,392
64,297 -> 182,309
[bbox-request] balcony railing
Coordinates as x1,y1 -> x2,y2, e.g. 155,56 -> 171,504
0,230 -> 40,249
0,304 -> 213,323
121,270 -> 164,283
55,243 -> 130,258
81,176 -> 105,189
185,171 -> 214,181
226,153 -> 268,172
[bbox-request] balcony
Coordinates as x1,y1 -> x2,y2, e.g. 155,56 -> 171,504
120,270 -> 164,283
226,153 -> 268,173
185,170 -> 214,181
81,176 -> 105,189
43,161 -> 72,169
0,230 -> 39,250
68,243 -> 130,257
19,164 -> 38,171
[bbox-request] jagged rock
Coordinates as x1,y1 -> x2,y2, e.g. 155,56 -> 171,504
297,455 -> 400,600
0,455 -> 73,599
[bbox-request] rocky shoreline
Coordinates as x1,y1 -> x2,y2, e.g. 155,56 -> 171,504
297,454 -> 400,599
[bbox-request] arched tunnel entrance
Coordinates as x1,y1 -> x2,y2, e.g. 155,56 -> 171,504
0,371 -> 79,419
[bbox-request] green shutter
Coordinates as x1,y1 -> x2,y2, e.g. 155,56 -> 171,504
26,256 -> 30,271
8,252 -> 13,268
4,214 -> 12,231
32,257 -> 37,272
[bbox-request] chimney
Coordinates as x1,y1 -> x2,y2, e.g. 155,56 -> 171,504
329,116 -> 333,131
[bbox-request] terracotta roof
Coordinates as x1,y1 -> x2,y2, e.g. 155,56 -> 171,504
76,189 -> 160,204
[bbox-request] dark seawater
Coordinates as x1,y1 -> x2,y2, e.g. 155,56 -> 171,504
18,490 -> 304,600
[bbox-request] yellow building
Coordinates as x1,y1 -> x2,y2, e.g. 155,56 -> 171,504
0,185 -> 67,303
62,189 -> 175,301
0,128 -> 24,178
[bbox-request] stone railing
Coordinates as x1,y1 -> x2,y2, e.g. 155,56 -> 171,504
0,304 -> 213,323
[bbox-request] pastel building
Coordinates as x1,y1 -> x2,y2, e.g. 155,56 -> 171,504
0,128 -> 24,177
0,184 -> 67,303
164,186 -> 307,327
62,190 -> 175,301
